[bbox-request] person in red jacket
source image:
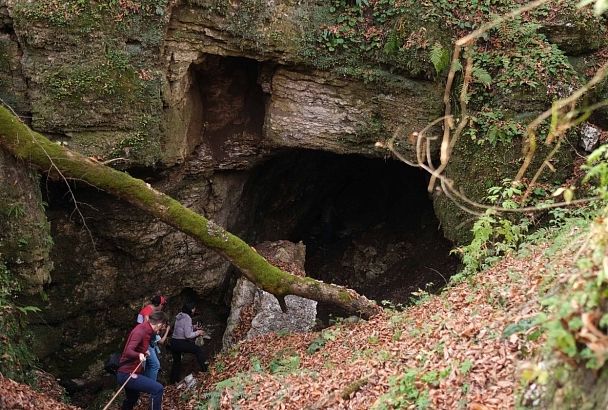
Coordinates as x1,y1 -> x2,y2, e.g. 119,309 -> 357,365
136,295 -> 169,381
117,311 -> 168,410
137,295 -> 167,324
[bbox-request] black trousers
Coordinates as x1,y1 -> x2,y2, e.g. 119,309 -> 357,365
170,338 -> 207,383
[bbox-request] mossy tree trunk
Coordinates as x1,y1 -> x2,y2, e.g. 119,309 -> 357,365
0,107 -> 380,318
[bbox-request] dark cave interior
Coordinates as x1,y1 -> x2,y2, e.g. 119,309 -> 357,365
239,149 -> 459,311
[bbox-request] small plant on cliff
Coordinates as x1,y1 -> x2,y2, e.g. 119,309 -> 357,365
0,258 -> 38,382
453,179 -> 532,276
196,374 -> 252,410
372,367 -> 450,409
430,43 -> 450,75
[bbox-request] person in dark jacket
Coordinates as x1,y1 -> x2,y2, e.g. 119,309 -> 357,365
136,294 -> 169,382
169,301 -> 207,383
117,311 -> 168,410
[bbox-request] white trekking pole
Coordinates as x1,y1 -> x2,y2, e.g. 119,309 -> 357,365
102,359 -> 144,410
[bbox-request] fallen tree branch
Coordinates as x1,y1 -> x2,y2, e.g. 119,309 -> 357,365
0,106 -> 380,319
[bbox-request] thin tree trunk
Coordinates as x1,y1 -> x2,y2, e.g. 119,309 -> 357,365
0,106 -> 380,318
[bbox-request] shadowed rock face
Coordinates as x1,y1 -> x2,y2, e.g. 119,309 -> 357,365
0,150 -> 52,292
29,174 -> 243,376
180,55 -> 268,172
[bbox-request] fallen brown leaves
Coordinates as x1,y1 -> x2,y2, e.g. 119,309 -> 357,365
153,248 -> 549,410
2,248 -> 552,410
0,372 -> 78,410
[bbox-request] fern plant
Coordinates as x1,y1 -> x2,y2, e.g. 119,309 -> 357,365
472,66 -> 492,88
430,42 -> 450,75
454,179 -> 531,276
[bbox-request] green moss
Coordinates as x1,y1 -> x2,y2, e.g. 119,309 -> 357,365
226,0 -> 268,45
354,112 -> 387,143
31,47 -> 164,161
13,0 -> 169,32
338,291 -> 352,303
12,1 -> 84,28
42,48 -> 141,110
0,259 -> 38,382
12,0 -> 169,165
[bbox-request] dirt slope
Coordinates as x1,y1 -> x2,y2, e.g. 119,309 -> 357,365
0,243 -> 557,409
157,247 -> 550,409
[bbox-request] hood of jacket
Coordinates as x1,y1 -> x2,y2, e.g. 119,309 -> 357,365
175,312 -> 189,322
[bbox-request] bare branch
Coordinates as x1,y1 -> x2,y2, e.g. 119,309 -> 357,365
516,61 -> 608,181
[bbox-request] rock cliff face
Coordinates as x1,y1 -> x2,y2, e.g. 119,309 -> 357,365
0,150 -> 52,292
162,1 -> 441,168
0,0 -> 605,384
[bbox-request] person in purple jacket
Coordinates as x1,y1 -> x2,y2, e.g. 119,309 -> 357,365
169,301 -> 207,383
117,311 -> 168,410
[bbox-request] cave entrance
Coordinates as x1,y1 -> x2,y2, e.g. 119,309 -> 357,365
240,150 -> 459,309
184,54 -> 266,169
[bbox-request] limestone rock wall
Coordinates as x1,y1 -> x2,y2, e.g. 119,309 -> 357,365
264,68 -> 439,158
3,0 -> 173,165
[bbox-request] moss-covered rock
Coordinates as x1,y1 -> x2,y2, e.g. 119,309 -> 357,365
0,150 -> 52,291
523,363 -> 608,410
538,0 -> 607,56
433,127 -> 576,245
5,0 -> 171,165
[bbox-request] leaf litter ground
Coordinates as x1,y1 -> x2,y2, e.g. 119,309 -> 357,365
159,246 -> 550,410
2,244 -> 555,409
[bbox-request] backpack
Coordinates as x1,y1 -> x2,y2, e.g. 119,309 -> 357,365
103,353 -> 121,375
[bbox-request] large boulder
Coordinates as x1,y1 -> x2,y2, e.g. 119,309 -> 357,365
222,240 -> 317,349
